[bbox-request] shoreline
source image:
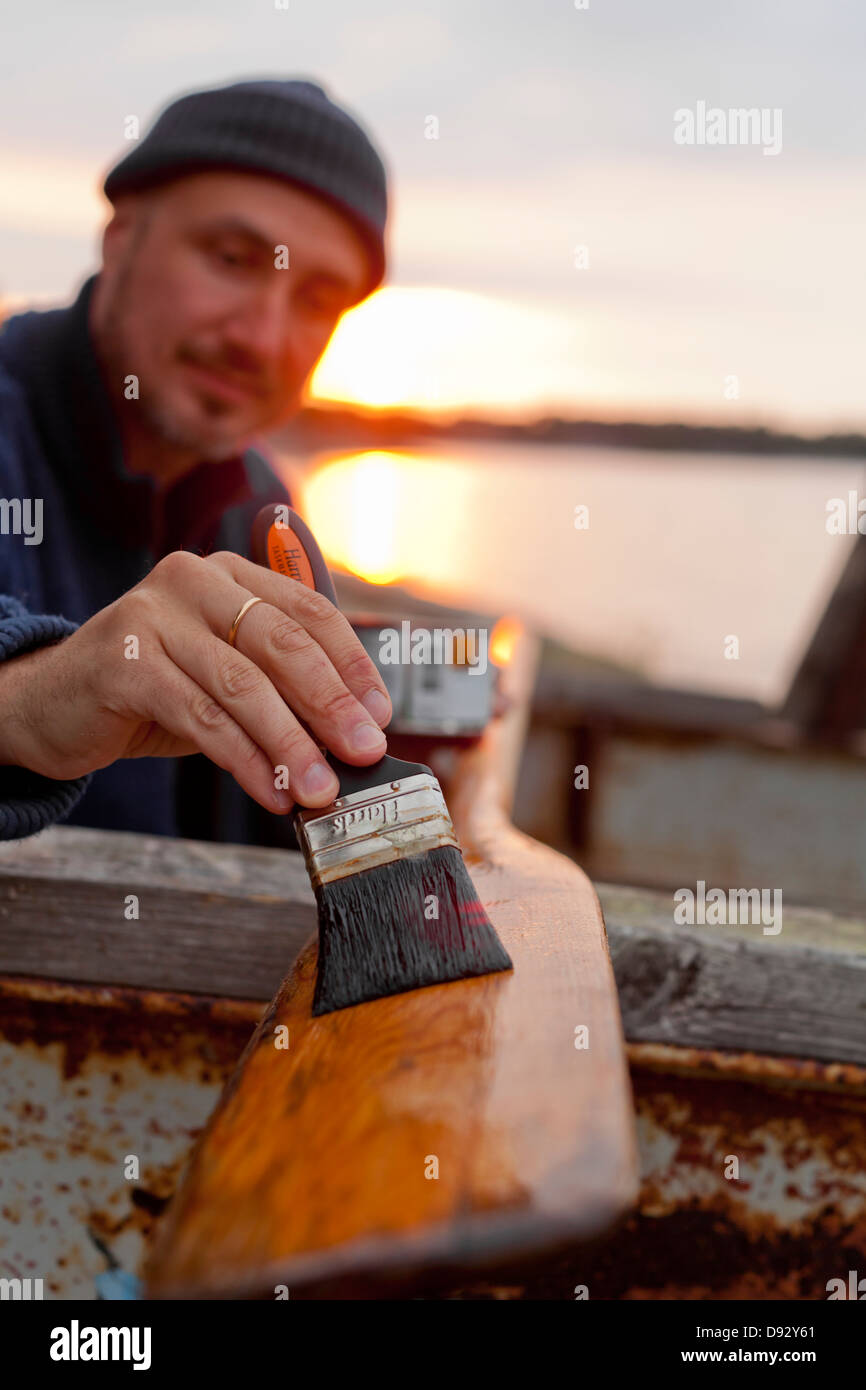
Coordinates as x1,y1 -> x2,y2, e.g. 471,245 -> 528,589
276,407 -> 866,460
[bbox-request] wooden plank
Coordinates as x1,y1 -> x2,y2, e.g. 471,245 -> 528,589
0,827 -> 315,999
781,531 -> 866,736
599,881 -> 866,956
144,718 -> 639,1298
599,883 -> 866,1067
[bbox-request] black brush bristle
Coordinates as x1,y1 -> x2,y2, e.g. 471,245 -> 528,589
312,845 -> 513,1016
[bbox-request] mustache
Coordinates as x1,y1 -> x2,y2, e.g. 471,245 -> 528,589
179,346 -> 273,397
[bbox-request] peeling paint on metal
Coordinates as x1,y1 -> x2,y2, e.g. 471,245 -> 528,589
0,976 -> 261,1299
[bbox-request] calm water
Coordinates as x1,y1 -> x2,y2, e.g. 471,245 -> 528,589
281,441 -> 865,707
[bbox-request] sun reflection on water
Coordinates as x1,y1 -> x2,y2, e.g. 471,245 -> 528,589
298,450 -> 470,589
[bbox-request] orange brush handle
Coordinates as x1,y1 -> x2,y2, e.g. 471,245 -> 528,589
250,504 -> 338,605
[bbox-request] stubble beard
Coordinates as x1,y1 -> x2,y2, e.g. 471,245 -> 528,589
139,390 -> 249,463
97,246 -> 254,464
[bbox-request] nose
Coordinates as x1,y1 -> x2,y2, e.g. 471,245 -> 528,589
216,277 -> 332,400
222,280 -> 289,369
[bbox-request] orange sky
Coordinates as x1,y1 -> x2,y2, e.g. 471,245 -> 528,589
2,4 -> 865,432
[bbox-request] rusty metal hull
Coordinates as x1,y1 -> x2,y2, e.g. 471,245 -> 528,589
0,977 -> 260,1300
441,1046 -> 866,1299
2,981 -> 864,1300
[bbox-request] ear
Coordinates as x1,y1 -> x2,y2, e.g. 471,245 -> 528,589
100,195 -> 144,270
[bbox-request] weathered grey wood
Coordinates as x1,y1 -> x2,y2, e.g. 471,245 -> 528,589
598,881 -> 866,956
0,826 -> 316,998
597,882 -> 866,1067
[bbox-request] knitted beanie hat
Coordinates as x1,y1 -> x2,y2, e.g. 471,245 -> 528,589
102,79 -> 388,298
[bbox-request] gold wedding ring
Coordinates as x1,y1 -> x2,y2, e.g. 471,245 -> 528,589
227,595 -> 263,648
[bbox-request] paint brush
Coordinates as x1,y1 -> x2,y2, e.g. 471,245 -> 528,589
250,503 -> 513,1015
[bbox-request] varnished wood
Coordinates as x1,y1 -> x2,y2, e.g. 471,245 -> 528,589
144,686 -> 639,1298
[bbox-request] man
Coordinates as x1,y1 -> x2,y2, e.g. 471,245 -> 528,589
0,78 -> 394,846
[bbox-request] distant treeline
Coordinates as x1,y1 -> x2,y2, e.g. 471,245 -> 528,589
276,404 -> 866,459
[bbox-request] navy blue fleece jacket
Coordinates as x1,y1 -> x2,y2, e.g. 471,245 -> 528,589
0,273 -> 295,846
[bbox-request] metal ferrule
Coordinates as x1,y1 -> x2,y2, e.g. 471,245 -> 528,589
294,773 -> 459,889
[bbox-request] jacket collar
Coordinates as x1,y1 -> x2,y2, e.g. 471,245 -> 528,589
0,273 -> 253,556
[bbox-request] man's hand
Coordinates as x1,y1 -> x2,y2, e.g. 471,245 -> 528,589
0,550 -> 393,814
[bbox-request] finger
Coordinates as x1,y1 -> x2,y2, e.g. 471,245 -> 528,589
205,550 -> 392,725
133,651 -> 299,816
157,616 -> 341,806
219,596 -> 389,766
159,554 -> 388,765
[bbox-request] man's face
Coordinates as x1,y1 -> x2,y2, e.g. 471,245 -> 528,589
92,171 -> 372,460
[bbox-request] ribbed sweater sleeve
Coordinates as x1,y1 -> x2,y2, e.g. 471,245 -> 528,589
0,594 -> 92,840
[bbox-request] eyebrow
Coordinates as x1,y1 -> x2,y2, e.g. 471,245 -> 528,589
199,216 -> 359,292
